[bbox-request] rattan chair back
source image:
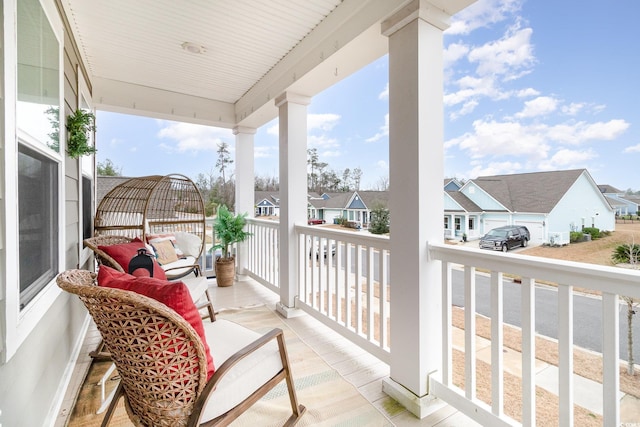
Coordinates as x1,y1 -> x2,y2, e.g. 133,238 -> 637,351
95,174 -> 206,259
57,269 -> 207,426
83,235 -> 134,272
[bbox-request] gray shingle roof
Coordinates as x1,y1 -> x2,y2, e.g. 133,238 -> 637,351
97,176 -> 132,205
472,169 -> 586,213
446,191 -> 483,212
598,184 -> 622,194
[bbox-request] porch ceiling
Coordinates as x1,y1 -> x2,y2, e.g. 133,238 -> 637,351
60,0 -> 474,129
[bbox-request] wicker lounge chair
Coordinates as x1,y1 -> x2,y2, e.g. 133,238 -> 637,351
57,269 -> 306,427
84,235 -> 216,322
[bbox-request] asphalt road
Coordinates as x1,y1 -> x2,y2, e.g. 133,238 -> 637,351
322,241 -> 640,361
451,268 -> 640,362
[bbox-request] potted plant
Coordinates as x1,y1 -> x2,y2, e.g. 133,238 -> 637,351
212,205 -> 252,286
462,232 -> 468,242
66,108 -> 97,159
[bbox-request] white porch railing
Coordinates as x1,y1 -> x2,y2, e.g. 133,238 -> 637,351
295,224 -> 391,363
244,219 -> 639,425
245,218 -> 280,294
429,242 -> 640,426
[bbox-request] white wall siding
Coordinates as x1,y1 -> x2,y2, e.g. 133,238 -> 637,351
550,173 -> 615,233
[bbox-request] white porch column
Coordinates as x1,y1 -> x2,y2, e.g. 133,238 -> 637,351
233,126 -> 256,277
275,92 -> 310,317
381,1 -> 450,418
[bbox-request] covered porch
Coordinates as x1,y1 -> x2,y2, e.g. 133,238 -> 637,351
4,0 -> 640,426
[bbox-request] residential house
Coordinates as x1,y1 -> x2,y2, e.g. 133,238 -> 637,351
255,191 -> 280,217
598,184 -> 639,216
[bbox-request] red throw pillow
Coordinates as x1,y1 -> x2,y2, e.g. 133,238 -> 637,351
97,266 -> 215,379
98,237 -> 167,280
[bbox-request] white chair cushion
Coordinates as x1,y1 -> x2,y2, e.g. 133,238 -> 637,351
181,275 -> 208,303
161,256 -> 197,278
201,319 -> 283,421
174,231 -> 202,257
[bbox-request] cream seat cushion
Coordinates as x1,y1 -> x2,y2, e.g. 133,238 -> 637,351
201,319 -> 283,421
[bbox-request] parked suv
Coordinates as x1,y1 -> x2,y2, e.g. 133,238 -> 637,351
479,225 -> 530,252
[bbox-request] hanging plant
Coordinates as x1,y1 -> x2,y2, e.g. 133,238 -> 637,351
66,109 -> 97,159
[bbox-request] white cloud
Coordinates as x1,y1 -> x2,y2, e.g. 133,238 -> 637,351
308,134 -> 339,149
366,114 -> 389,143
562,102 -> 585,116
538,148 -> 597,170
254,146 -> 275,159
376,160 -> 388,170
322,150 -> 342,158
447,0 -> 523,36
446,119 -> 549,160
444,43 -> 470,68
468,24 -> 535,80
516,88 -> 540,98
308,113 -> 340,131
624,144 -> 640,153
515,96 -> 558,118
378,83 -> 389,100
267,123 -> 279,136
468,160 -> 523,178
547,119 -> 629,144
157,121 -> 233,152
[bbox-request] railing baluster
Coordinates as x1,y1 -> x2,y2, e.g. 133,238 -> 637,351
464,265 -> 476,400
335,240 -> 343,324
558,284 -> 574,426
602,292 -> 620,426
490,271 -> 504,417
367,246 -> 375,342
380,248 -> 388,350
345,242 -> 352,330
442,260 -> 452,387
521,277 -> 536,427
355,244 -> 363,335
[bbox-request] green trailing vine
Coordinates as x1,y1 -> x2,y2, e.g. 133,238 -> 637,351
66,109 -> 97,159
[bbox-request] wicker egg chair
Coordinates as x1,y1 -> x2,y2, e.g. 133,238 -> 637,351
95,173 -> 206,246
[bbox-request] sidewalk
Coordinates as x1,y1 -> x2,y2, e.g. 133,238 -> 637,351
451,326 -> 640,423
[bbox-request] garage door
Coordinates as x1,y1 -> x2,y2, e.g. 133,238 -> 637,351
515,221 -> 544,244
484,220 -> 507,233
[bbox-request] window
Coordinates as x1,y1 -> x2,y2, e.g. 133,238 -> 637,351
16,0 -> 62,309
444,217 -> 449,229
454,217 -> 461,231
18,145 -> 59,307
17,0 -> 60,153
468,217 -> 475,230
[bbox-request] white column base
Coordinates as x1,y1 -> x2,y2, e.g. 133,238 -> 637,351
275,302 -> 305,318
382,377 -> 445,419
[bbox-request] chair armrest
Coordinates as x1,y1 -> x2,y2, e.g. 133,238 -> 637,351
188,328 -> 284,426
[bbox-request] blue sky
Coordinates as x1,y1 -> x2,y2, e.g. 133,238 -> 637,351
96,0 -> 640,191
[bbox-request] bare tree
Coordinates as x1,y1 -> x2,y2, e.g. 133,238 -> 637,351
374,175 -> 389,191
616,236 -> 640,375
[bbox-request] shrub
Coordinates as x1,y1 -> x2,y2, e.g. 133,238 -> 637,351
612,243 -> 640,264
569,231 -> 584,243
369,206 -> 390,235
582,227 -> 600,239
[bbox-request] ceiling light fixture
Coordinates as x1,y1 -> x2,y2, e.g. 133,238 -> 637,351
181,42 -> 206,54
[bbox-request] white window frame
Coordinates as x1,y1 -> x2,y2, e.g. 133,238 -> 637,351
2,0 -> 65,362
78,69 -> 95,267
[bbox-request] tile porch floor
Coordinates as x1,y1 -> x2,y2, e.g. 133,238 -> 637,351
54,276 -> 479,427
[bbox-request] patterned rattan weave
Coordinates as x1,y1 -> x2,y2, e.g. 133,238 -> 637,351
57,269 -> 207,426
57,269 -> 306,427
94,174 -> 205,251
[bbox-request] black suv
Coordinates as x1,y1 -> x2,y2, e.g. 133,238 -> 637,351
479,225 -> 530,252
